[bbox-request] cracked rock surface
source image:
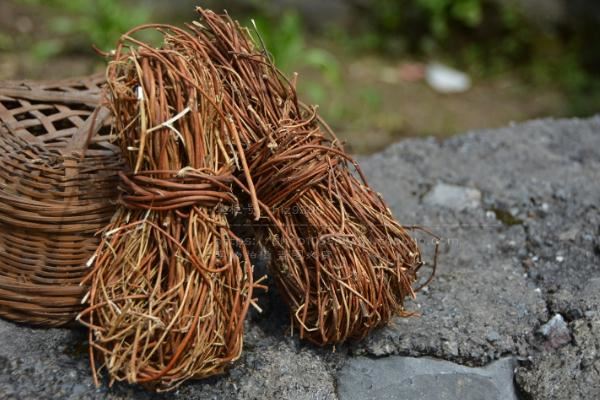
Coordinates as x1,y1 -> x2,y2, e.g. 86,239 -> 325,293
0,117 -> 599,399
337,356 -> 517,400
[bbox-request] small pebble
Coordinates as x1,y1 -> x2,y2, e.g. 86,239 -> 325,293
539,314 -> 571,349
486,331 -> 501,343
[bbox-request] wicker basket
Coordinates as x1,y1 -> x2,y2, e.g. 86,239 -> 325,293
0,75 -> 123,326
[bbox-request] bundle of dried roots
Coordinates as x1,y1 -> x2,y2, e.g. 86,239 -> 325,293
79,7 -> 435,389
78,24 -> 258,390
184,9 -> 436,345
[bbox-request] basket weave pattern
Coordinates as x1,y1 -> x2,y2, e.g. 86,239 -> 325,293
0,76 -> 123,326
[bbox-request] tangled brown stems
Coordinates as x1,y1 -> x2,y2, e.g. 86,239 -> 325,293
80,8 -> 435,389
78,24 -> 256,390
185,9 -> 434,345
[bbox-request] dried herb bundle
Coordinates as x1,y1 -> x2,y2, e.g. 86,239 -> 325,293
79,7 -> 434,389
78,25 -> 256,390
185,9 -> 433,345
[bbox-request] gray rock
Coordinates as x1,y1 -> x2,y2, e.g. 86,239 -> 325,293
356,116 -> 600,399
422,182 -> 481,210
538,314 -> 571,349
227,340 -> 336,400
337,356 -> 517,400
516,318 -> 600,400
486,331 -> 501,343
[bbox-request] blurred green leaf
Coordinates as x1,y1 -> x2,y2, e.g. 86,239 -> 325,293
48,16 -> 76,34
304,49 -> 341,84
17,0 -> 151,58
0,32 -> 13,50
304,82 -> 326,105
250,10 -> 341,93
359,88 -> 382,110
252,12 -> 305,72
451,0 -> 482,27
31,39 -> 63,60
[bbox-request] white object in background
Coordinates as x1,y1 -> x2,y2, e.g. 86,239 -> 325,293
425,63 -> 471,93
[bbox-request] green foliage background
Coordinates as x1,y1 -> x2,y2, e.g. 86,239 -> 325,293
7,0 -> 600,121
